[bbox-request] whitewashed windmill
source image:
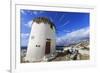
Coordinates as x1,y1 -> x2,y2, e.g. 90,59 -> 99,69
25,17 -> 56,62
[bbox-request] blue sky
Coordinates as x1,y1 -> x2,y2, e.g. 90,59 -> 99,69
20,9 -> 89,47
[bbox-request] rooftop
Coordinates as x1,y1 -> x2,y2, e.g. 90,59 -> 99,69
33,17 -> 56,29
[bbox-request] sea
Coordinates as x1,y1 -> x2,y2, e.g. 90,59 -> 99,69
21,46 -> 65,51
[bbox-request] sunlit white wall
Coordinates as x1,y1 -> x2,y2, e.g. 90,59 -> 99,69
25,22 -> 56,62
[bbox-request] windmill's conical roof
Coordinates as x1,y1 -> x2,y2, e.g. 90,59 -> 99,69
33,17 -> 56,29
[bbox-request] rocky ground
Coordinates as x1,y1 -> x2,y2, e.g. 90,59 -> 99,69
51,50 -> 89,61
21,48 -> 89,63
21,40 -> 89,63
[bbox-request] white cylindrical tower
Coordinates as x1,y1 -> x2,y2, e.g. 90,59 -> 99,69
25,17 -> 56,62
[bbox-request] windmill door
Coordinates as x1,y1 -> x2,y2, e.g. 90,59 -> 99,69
45,39 -> 51,55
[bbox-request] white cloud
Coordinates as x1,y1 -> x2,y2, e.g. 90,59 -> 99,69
21,33 -> 30,46
59,15 -> 65,22
21,33 -> 29,39
56,27 -> 89,46
21,38 -> 29,47
31,11 -> 44,15
58,20 -> 70,27
32,11 -> 38,15
21,10 -> 26,15
66,27 -> 89,39
25,20 -> 33,28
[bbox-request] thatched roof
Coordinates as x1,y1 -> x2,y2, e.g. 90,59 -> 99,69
33,17 -> 55,29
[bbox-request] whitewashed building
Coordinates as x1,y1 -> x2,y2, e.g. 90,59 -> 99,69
25,17 -> 56,62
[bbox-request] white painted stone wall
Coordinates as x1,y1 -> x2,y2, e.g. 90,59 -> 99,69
25,22 -> 56,62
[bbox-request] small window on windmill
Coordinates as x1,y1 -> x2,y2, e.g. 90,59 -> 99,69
36,45 -> 40,47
